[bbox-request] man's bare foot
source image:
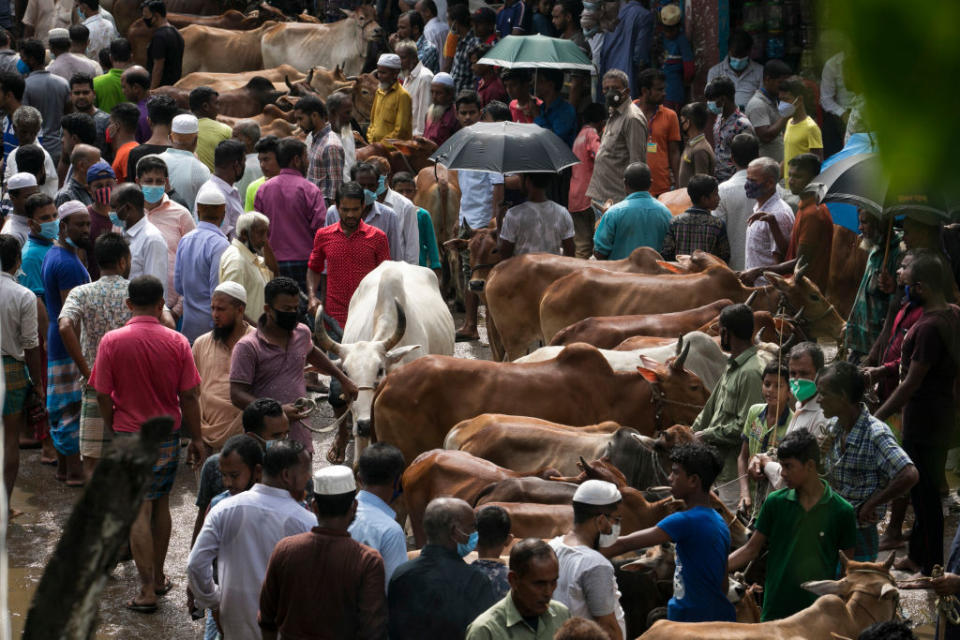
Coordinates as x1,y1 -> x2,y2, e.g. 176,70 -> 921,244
18,438 -> 40,449
894,556 -> 922,573
878,534 -> 906,551
40,439 -> 57,465
455,326 -> 479,342
326,439 -> 347,465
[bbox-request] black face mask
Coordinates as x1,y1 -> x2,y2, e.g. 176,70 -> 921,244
143,16 -> 154,26
271,307 -> 299,331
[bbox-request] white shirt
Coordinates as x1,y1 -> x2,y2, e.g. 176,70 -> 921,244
187,484 -> 317,640
706,56 -> 764,110
124,215 -> 168,292
82,12 -> 118,60
423,16 -> 449,58
382,187 -> 420,264
0,214 -> 31,248
820,52 -> 853,118
403,62 -> 434,137
4,142 -> 59,200
218,238 -> 271,321
765,397 -> 830,489
195,175 -> 243,239
549,537 -> 626,639
337,125 -> 357,182
158,148 -> 211,215
234,153 -> 263,210
458,169 -> 504,229
713,172 -> 788,271
500,200 -> 574,256
0,272 -> 39,360
744,192 -> 794,275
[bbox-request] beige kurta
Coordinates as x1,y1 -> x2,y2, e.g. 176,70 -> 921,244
192,325 -> 255,450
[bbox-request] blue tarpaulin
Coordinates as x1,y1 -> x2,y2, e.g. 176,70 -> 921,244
822,133 -> 878,232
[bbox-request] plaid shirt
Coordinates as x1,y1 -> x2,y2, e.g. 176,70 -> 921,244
306,124 -> 344,203
844,233 -> 903,356
823,405 -> 913,522
712,109 -> 754,181
450,31 -> 479,93
661,207 -> 730,263
417,34 -> 440,74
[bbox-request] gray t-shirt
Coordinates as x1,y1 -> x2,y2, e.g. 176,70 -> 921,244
549,537 -> 626,638
499,200 -> 575,256
22,70 -> 70,164
745,89 -> 784,163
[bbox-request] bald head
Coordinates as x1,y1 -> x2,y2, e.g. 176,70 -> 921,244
171,131 -> 198,152
423,497 -> 475,548
71,144 -> 101,183
232,119 -> 261,154
121,66 -> 150,101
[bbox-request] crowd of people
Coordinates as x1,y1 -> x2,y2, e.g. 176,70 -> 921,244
1,0 -> 960,638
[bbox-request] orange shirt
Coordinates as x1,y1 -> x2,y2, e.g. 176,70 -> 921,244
785,198 -> 834,291
641,105 -> 681,196
443,32 -> 458,59
112,141 -> 138,182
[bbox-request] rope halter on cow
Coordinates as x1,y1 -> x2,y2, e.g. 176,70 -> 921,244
845,568 -> 902,625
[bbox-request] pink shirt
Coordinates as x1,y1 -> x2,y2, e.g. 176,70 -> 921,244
89,316 -> 201,433
569,125 -> 601,212
146,195 -> 196,313
254,168 -> 328,262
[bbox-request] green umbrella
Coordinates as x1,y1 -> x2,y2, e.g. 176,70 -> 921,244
477,34 -> 595,71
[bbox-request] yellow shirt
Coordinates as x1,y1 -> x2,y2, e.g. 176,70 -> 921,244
783,115 -> 823,177
197,117 -> 233,171
367,82 -> 413,143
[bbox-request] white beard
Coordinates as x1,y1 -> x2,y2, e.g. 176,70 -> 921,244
428,103 -> 448,122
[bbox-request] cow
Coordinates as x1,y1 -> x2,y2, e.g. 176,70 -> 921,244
150,76 -> 284,118
217,104 -> 298,129
763,260 -> 847,344
516,331 -> 727,391
638,554 -> 899,640
167,8 -> 273,29
109,0 -> 227,35
372,342 -> 709,468
414,164 -> 460,258
313,261 -> 454,461
356,138 -> 439,176
180,23 -> 272,74
825,224 -> 868,319
175,65 -> 306,91
550,299 -> 734,349
284,67 -> 379,122
441,225 -> 500,353
261,7 -> 384,76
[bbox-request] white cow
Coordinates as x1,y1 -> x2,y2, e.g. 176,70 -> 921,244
314,261 -> 455,456
514,331 -> 727,391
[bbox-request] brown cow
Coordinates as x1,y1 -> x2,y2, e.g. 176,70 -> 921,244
763,260 -> 847,343
129,11 -> 274,65
356,137 -> 439,176
372,343 -> 709,468
175,65 -> 306,91
284,67 -> 378,122
260,7 -> 383,76
111,0 -> 226,35
825,224 -> 868,319
151,76 -> 284,118
180,23 -> 273,74
414,164 -> 460,254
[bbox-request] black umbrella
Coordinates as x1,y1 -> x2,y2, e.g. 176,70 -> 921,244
816,153 -> 888,215
429,122 -> 579,173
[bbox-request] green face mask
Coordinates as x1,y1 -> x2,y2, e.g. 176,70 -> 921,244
789,378 -> 818,402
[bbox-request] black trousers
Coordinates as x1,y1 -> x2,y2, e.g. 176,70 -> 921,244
904,439 -> 947,574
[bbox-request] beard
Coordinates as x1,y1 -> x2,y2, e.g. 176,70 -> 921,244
859,236 -> 877,251
428,103 -> 448,122
212,322 -> 235,342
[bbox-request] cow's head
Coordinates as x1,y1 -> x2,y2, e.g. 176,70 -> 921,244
344,4 -> 384,41
443,227 -> 500,293
763,259 -> 846,342
636,340 -> 710,427
348,74 -> 379,121
802,553 -> 899,622
245,76 -> 285,107
314,300 -> 420,443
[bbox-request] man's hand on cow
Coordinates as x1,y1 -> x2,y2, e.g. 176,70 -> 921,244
283,403 -> 312,421
307,296 -> 321,318
931,573 -> 960,596
737,494 -> 752,514
739,267 -> 763,285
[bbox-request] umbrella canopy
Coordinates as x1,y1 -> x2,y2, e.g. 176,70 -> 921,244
429,122 -> 580,174
477,34 -> 595,71
817,153 -> 888,215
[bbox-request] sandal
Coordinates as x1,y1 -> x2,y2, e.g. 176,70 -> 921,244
326,442 -> 346,465
155,578 -> 173,596
125,599 -> 157,614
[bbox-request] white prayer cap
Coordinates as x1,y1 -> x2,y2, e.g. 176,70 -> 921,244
432,72 -> 455,88
171,114 -> 200,134
57,200 -> 88,221
213,280 -> 247,305
314,465 -> 357,495
377,53 -> 402,69
7,172 -> 38,190
48,28 -> 70,41
196,184 -> 226,206
572,479 -> 622,506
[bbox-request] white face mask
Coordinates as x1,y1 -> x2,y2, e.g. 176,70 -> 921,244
598,522 -> 620,548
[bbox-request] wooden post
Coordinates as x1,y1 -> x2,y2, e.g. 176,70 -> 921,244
22,417 -> 173,640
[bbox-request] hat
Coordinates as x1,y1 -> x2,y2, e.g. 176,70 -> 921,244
57,200 -> 87,221
572,479 -> 622,506
86,161 -> 116,184
196,184 -> 226,206
660,4 -> 682,26
7,172 -> 38,190
472,7 -> 496,23
213,280 -> 247,305
314,465 -> 357,495
377,53 -> 402,69
432,72 -> 455,88
171,113 -> 200,135
48,28 -> 70,41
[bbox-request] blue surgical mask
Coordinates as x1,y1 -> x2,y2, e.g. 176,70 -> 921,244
77,7 -> 85,18
376,174 -> 387,197
141,185 -> 165,204
109,211 -> 124,228
706,100 -> 722,115
744,178 -> 764,200
728,56 -> 748,72
16,59 -> 29,75
66,237 -> 81,249
457,530 -> 479,557
39,220 -> 60,240
363,189 -> 376,206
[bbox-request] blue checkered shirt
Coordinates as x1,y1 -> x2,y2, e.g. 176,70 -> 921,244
450,32 -> 480,93
417,35 -> 440,74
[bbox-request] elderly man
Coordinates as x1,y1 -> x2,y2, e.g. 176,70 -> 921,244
194,139 -> 245,238
231,120 -> 262,208
191,86 -> 233,171
326,92 -> 357,182
1,174 -> 40,245
397,39 -> 433,136
219,211 -> 273,323
423,72 -> 459,145
55,144 -> 101,207
5,108 -> 58,200
368,53 -> 413,144
158,114 -> 211,212
389,497 -> 497,639
295,96 -> 343,206
585,69 -> 647,207
743,156 -> 794,281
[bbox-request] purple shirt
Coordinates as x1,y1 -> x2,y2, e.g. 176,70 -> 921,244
229,320 -> 314,452
254,168 -> 327,262
135,98 -> 150,144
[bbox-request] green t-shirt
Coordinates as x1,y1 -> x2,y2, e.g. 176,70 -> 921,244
245,176 -> 266,211
93,68 -> 126,114
754,480 -> 857,621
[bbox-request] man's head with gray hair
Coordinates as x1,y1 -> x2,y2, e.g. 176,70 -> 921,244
326,91 -> 353,130
394,39 -> 419,72
232,119 -> 261,154
12,105 -> 42,143
746,156 -> 781,202
236,211 -> 270,250
422,497 -> 476,550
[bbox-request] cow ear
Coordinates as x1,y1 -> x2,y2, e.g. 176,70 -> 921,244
656,261 -> 683,273
764,271 -> 787,290
443,238 -> 467,250
386,344 -> 420,364
636,367 -> 660,383
801,579 -> 844,596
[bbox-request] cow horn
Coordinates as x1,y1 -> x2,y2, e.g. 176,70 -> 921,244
313,306 -> 343,357
794,256 -> 809,281
307,67 -> 315,86
382,299 -> 407,352
792,306 -> 805,322
674,334 -> 684,356
779,332 -> 797,355
671,341 -> 691,371
754,327 -> 766,345
284,75 -> 294,92
744,289 -> 758,309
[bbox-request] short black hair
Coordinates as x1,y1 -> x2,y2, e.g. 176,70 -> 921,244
69,24 -> 90,43
557,0 -> 582,21
136,154 -> 168,178
730,133 -> 760,168
215,139 -> 246,168
94,232 -> 130,268
99,48 -> 113,70
788,152 -> 821,179
637,68 -> 665,92
729,30 -> 752,54
402,9 -> 424,33
704,76 -> 735,101
337,181 -> 365,205
242,398 -> 284,434
455,90 -> 482,110
679,101 -> 708,130
112,182 -> 145,210
276,137 -> 307,168
776,428 -> 819,467
314,490 -> 356,518
128,275 -> 165,307
295,95 -> 327,119
350,161 -> 378,181
420,0 -> 438,16
670,443 -> 722,490
687,174 -> 718,206
789,341 -> 825,372
20,39 -> 45,65
78,0 -> 99,9
719,303 -> 754,340
189,86 -> 218,113
254,134 -> 279,155
482,100 -> 511,122
763,59 -> 792,80
907,245 -> 949,292
110,102 -> 141,132
510,538 -> 556,576
501,68 -> 531,84
524,173 -> 552,190
142,0 -> 168,16
110,37 -> 132,62
582,102 -> 606,125
817,361 -> 865,404
762,361 -> 789,381
537,69 -> 564,92
858,621 -> 915,640
264,276 -> 301,305
25,193 -> 55,218
146,94 -> 178,127
0,234 -> 21,270
391,171 -> 415,187
449,2 -> 470,27
624,162 -> 652,192
69,73 -> 95,91
476,504 -> 511,547
0,71 -> 25,102
15,145 -> 46,177
61,112 -> 98,145
0,29 -> 11,48
262,439 -> 306,477
357,443 -> 405,486
221,434 -> 264,472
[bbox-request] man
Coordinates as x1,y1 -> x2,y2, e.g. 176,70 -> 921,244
585,69 -> 647,207
326,92 -> 357,183
21,0 -> 71,41
397,39 -> 433,137
219,211 -> 272,322
69,74 -> 111,154
549,480 -> 626,639
308,181 -> 391,327
818,362 -> 918,562
1,70 -> 25,167
568,102 -> 604,258
368,53 -> 413,144
706,30 -> 763,110
466,539 -> 571,639
389,497 -> 497,639
243,135 -> 279,211
743,156 -> 794,279
230,277 -> 357,451
46,27 -> 101,80
706,76 -> 755,182
231,119 -> 262,208
349,443 -> 408,586
195,139 -> 245,238
296,96 -> 344,206
90,273 -> 203,612
598,0 -> 652,99
712,132 -> 759,270
57,110 -> 97,186
367,156 -> 420,264
593,162 -> 671,260
18,191 -> 55,297
661,174 -> 729,262
691,303 -> 765,509
820,48 -> 853,157
125,94 -> 177,181
175,184 -> 230,343
417,0 -> 449,58
744,59 -> 792,163
108,102 -> 140,182
552,0 -> 590,109
259,465 -> 386,640
676,101 -> 714,189
499,173 -> 575,259
1,173 -> 41,245
253,137 -> 327,295
326,163 -> 403,262
110,182 -> 167,287
471,44 -> 507,107
496,0 -> 532,37
397,10 -> 439,74
157,113 -> 210,213
191,86 -> 232,171
391,172 -> 441,274
875,252 -> 960,575
42,200 -> 92,486
94,37 -> 132,114
635,68 -> 681,196
531,69 -> 576,147
449,5 -> 480,93
142,0 -> 183,89
423,72 -> 459,145
0,30 -> 16,74
57,232 -> 131,479
82,161 -> 118,277
56,143 -> 100,207
120,65 -> 151,144
77,0 -> 118,60
21,39 -> 71,165
4,108 -> 57,200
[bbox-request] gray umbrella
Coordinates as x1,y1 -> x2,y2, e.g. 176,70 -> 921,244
429,122 -> 580,174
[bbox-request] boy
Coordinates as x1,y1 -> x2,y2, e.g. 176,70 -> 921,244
729,429 -> 857,621
661,173 -> 729,263
498,173 -> 575,259
471,505 -> 513,599
737,362 -> 793,518
603,443 -> 736,623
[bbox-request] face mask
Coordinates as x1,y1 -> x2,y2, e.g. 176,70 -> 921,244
141,185 -> 165,204
789,378 -> 818,403
16,59 -> 29,75
77,7 -> 85,18
706,100 -> 722,115
363,189 -> 377,206
272,307 -> 299,331
777,100 -> 796,118
94,186 -> 112,206
728,56 -> 748,72
376,174 -> 387,197
604,89 -> 624,110
143,17 -> 154,27
66,236 -> 81,249
583,25 -> 598,37
598,521 -> 621,548
15,267 -> 25,280
904,284 -> 922,305
109,211 -> 124,228
39,220 -> 60,240
744,178 -> 764,200
456,530 -> 479,557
